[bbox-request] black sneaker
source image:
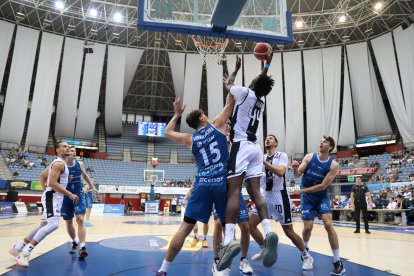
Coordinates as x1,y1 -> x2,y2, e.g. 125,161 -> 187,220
331,260 -> 346,275
365,230 -> 371,234
70,242 -> 78,254
78,246 -> 88,260
354,230 -> 360,233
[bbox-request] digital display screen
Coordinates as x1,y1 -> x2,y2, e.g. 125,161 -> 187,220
137,122 -> 166,137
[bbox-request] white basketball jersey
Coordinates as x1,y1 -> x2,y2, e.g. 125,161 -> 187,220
45,157 -> 69,196
229,86 -> 265,143
261,152 -> 289,191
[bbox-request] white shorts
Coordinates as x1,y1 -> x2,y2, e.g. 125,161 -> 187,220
228,140 -> 265,180
41,191 -> 64,220
251,189 -> 293,225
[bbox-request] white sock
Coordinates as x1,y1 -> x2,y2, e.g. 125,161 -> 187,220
332,249 -> 340,262
194,234 -> 198,239
15,241 -> 27,251
301,250 -> 309,257
261,219 -> 271,236
223,224 -> 236,246
304,241 -> 309,248
158,259 -> 171,272
22,244 -> 35,255
73,237 -> 79,244
80,242 -> 86,248
201,235 -> 205,241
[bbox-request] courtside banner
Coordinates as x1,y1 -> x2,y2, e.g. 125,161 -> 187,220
14,202 -> 28,214
104,204 -> 124,214
30,181 -> 43,191
0,202 -> 13,214
91,204 -> 105,214
5,180 -> 31,190
0,180 -> 6,189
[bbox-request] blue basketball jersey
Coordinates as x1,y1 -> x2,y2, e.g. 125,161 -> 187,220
67,160 -> 83,194
192,124 -> 229,179
301,153 -> 333,197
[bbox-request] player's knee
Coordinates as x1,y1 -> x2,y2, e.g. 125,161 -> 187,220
323,221 -> 333,231
303,224 -> 313,232
46,217 -> 60,233
239,222 -> 249,233
76,216 -> 85,225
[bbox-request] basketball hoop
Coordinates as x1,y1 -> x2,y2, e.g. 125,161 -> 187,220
191,35 -> 229,66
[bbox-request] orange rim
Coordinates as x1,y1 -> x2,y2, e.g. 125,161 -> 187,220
191,35 -> 228,49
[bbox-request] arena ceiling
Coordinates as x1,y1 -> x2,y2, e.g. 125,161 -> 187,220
0,0 -> 413,115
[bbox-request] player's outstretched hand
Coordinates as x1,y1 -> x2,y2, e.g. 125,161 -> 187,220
290,189 -> 302,196
173,98 -> 186,116
235,54 -> 241,71
291,160 -> 300,169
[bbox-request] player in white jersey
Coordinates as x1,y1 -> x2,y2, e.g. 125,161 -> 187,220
9,142 -> 79,267
249,134 -> 314,270
218,55 -> 279,272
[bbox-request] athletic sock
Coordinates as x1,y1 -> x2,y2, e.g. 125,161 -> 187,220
332,249 -> 340,262
73,237 -> 79,244
15,241 -> 27,251
201,235 -> 205,241
301,250 -> 309,257
158,259 -> 171,272
22,244 -> 35,255
223,224 -> 236,246
261,219 -> 271,236
303,241 -> 309,248
214,257 -> 220,264
80,242 -> 86,248
194,234 -> 198,239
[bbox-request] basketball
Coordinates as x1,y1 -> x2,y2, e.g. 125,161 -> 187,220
254,43 -> 272,60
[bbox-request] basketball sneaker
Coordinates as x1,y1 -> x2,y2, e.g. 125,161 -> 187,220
79,246 -> 88,260
239,258 -> 253,274
331,260 -> 346,275
212,261 -> 231,276
262,232 -> 278,267
301,254 -> 314,270
16,252 -> 30,268
251,249 -> 264,261
202,239 -> 208,248
9,245 -> 21,257
191,237 -> 199,247
85,221 -> 93,227
216,240 -> 241,271
155,271 -> 167,276
70,242 -> 78,253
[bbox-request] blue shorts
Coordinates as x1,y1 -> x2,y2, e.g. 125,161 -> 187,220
300,194 -> 331,220
213,193 -> 249,224
62,191 -> 86,220
85,193 -> 94,208
185,175 -> 227,224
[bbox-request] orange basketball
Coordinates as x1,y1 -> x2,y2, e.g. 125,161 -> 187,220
254,43 -> 272,60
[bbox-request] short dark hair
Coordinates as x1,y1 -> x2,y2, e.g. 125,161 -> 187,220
55,141 -> 66,149
323,135 -> 335,153
266,134 -> 278,144
249,74 -> 275,98
186,109 -> 204,130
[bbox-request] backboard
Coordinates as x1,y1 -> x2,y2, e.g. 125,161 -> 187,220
137,0 -> 293,44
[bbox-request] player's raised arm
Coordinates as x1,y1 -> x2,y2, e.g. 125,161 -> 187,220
292,153 -> 312,178
165,98 -> 192,148
224,54 -> 241,91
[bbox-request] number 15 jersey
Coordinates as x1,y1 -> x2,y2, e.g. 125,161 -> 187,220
230,86 -> 265,143
192,124 -> 229,178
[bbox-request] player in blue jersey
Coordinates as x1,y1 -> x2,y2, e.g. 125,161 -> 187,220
290,135 -> 345,275
84,177 -> 95,227
156,93 -> 235,276
61,146 -> 97,260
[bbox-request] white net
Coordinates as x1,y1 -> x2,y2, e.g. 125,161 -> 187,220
191,35 -> 229,66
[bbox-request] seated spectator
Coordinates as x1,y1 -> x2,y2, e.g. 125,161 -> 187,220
386,197 -> 396,210
403,187 -> 412,200
394,195 -> 408,225
40,158 -> 48,168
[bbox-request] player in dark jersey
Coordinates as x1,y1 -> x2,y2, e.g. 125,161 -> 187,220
290,135 -> 345,275
156,93 -> 235,276
61,146 -> 97,259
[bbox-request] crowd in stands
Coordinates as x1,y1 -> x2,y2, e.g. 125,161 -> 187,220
162,178 -> 192,188
337,157 -> 360,168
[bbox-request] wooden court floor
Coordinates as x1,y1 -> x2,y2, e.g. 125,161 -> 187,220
1,214 -> 413,275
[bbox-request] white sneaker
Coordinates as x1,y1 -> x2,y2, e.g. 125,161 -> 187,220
251,250 -> 264,261
9,245 -> 21,257
302,254 -> 314,270
16,252 -> 30,267
239,258 -> 253,274
212,262 -> 231,276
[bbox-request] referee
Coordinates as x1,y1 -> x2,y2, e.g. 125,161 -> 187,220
350,176 -> 372,234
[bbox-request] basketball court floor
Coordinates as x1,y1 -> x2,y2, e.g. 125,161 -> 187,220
0,213 -> 413,275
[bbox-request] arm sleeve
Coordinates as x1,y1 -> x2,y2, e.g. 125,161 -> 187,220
278,153 -> 289,168
230,86 -> 248,100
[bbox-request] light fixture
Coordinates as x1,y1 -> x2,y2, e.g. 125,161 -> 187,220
16,11 -> 25,17
365,28 -> 373,34
338,15 -> 347,23
113,12 -> 123,22
89,9 -> 98,17
295,19 -> 304,28
55,1 -> 65,11
374,2 -> 383,11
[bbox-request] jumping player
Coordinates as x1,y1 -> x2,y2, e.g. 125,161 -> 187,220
9,142 -> 78,267
156,93 -> 235,275
249,134 -> 313,270
218,54 -> 278,271
290,135 -> 345,275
